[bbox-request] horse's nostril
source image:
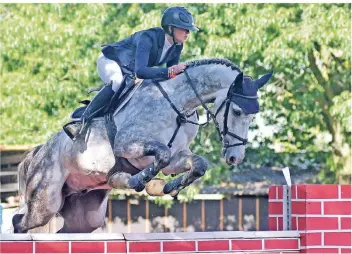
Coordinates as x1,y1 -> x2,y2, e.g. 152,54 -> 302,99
229,156 -> 236,164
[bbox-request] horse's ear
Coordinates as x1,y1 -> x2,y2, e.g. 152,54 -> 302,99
255,71 -> 273,88
234,72 -> 244,88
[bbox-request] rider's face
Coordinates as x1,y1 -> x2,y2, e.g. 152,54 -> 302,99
173,27 -> 190,43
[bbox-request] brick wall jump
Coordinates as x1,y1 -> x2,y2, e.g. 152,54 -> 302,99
0,231 -> 299,253
269,184 -> 351,253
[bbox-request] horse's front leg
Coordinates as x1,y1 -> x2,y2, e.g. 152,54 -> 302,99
116,140 -> 171,192
162,150 -> 208,196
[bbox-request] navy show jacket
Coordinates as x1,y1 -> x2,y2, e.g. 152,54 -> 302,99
101,27 -> 183,79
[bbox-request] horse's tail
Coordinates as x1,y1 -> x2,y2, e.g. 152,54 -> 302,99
17,145 -> 43,205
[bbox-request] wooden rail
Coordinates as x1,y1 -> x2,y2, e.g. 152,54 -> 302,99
0,147 -> 30,199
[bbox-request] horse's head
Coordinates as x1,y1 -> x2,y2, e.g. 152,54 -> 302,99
213,72 -> 272,165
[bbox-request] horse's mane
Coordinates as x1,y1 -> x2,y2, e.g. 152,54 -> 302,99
186,58 -> 254,80
186,58 -> 242,72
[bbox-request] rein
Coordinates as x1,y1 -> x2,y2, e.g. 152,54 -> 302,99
155,69 -> 255,149
154,81 -> 207,148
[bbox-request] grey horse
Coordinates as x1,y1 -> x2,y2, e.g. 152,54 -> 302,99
12,58 -> 272,233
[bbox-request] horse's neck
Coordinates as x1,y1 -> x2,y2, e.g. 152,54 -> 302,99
161,65 -> 239,111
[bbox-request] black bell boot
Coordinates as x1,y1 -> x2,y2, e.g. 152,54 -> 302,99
63,84 -> 114,140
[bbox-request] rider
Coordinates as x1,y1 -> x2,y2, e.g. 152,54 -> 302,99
64,6 -> 199,140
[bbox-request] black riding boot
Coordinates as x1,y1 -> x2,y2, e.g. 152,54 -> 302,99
63,84 -> 114,140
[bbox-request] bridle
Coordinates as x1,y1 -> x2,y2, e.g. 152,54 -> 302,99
154,69 -> 256,149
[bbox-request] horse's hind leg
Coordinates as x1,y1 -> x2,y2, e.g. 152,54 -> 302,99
13,161 -> 66,233
162,150 -> 208,196
57,190 -> 109,233
117,140 -> 171,192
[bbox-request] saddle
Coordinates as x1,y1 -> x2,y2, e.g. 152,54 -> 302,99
70,75 -> 142,121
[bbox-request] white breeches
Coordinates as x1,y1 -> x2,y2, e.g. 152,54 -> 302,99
96,54 -> 124,92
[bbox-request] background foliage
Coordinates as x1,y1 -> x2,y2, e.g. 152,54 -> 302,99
1,4 -> 350,187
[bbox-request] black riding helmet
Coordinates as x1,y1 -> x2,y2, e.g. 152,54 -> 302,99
161,6 -> 199,36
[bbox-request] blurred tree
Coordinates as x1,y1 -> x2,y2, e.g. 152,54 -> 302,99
0,4 -> 350,186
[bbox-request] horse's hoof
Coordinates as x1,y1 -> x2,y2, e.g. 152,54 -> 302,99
163,177 -> 182,194
135,183 -> 145,192
163,184 -> 173,194
108,172 -> 131,189
12,214 -> 24,233
128,177 -> 145,192
170,190 -> 179,197
145,178 -> 166,196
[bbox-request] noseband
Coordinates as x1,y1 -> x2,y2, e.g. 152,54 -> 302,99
214,99 -> 248,148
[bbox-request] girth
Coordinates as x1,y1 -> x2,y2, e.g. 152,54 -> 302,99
106,156 -> 141,180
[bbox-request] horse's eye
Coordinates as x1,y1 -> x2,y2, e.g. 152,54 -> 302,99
233,109 -> 241,116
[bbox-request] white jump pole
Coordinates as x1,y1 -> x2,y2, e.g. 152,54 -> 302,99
282,167 -> 292,230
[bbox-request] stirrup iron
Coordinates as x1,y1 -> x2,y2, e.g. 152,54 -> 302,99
63,121 -> 82,140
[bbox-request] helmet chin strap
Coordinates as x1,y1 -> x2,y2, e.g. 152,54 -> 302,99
168,26 -> 175,44
168,26 -> 181,45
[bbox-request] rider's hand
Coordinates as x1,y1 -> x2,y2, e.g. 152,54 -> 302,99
171,63 -> 186,75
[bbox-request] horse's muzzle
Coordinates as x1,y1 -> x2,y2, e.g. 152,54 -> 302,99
226,156 -> 243,166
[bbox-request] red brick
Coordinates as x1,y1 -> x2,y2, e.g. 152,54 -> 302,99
269,202 -> 283,215
292,201 -> 322,214
324,232 -> 351,246
306,185 -> 339,199
198,240 -> 229,251
231,239 -> 262,250
107,241 -> 127,253
341,217 -> 351,229
278,217 -> 283,230
341,248 -> 352,253
298,217 -> 306,230
292,201 -> 306,214
324,201 -> 351,215
277,186 -> 283,199
268,217 -> 278,230
307,202 -> 322,214
297,185 -> 307,199
0,242 -> 33,253
291,216 -> 297,230
341,185 -> 351,199
303,248 -> 339,253
36,242 -> 69,253
129,242 -> 160,252
292,185 -> 297,199
299,217 -> 338,230
264,239 -> 298,250
306,202 -> 322,214
269,186 -> 277,200
71,241 -> 105,253
163,241 -> 196,252
300,233 -> 321,247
